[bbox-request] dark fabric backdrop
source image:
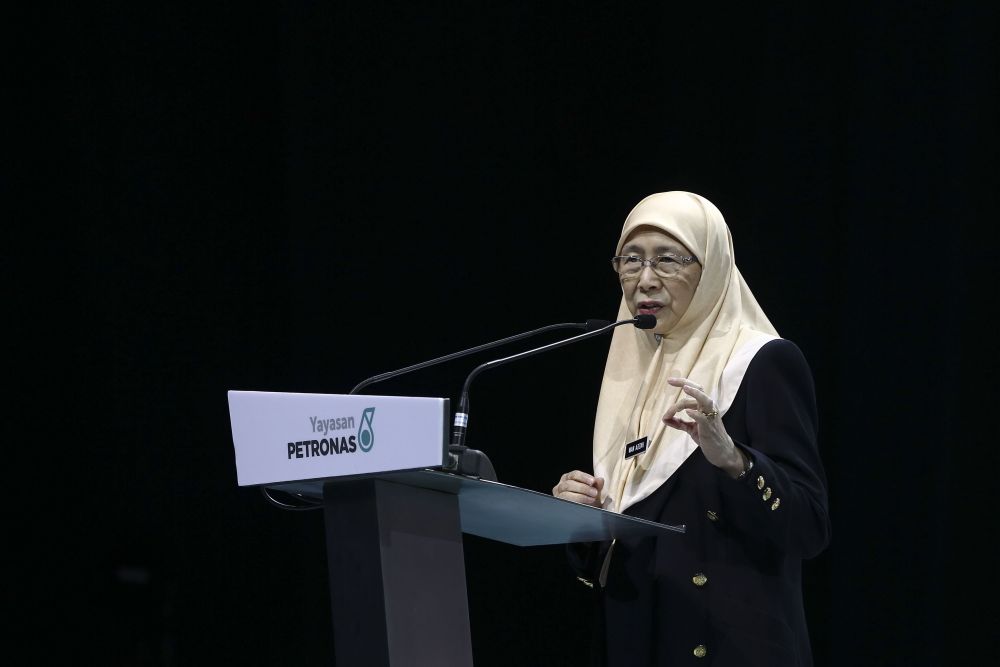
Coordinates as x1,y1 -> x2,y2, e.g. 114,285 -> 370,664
28,1 -> 997,665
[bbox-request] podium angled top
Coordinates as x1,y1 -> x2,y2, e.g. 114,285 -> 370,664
269,469 -> 684,547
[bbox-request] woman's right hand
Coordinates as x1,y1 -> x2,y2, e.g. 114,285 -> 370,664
552,470 -> 605,507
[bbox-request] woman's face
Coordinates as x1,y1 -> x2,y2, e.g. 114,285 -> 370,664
618,227 -> 702,335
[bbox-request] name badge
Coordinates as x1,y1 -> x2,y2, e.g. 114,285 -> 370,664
624,436 -> 648,459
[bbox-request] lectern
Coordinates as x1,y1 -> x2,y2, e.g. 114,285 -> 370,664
228,390 -> 684,667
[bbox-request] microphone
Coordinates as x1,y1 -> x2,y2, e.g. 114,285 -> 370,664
262,318 -> 610,512
447,314 -> 656,479
348,319 -> 611,394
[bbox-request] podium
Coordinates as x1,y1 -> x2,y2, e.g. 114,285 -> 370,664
229,390 -> 684,667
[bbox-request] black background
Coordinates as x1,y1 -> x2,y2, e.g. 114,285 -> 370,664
28,1 -> 997,665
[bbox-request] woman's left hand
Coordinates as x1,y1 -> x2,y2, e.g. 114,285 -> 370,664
662,377 -> 746,478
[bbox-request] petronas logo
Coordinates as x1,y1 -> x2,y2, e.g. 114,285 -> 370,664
357,407 -> 376,452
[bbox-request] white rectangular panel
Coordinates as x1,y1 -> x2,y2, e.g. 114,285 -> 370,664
228,391 -> 449,486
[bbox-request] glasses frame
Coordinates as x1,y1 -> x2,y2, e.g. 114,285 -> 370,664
611,253 -> 699,280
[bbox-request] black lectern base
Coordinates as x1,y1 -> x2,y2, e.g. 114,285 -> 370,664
323,478 -> 473,667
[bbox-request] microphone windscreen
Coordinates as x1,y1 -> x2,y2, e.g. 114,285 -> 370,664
586,318 -> 612,332
633,314 -> 657,329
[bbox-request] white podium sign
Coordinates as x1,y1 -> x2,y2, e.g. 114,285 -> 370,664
227,391 -> 450,486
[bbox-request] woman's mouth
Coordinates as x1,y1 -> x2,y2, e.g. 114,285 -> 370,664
637,301 -> 663,315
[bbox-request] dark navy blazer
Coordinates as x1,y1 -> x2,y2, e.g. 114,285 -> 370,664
571,338 -> 831,666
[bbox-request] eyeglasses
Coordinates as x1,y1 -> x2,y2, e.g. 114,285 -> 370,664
611,253 -> 698,279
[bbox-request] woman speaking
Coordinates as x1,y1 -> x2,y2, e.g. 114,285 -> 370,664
552,191 -> 831,666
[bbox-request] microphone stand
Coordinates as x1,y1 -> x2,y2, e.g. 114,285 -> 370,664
265,319 -> 611,511
348,320 -> 609,395
446,315 -> 656,481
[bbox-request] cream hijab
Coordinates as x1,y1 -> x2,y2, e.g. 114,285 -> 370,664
593,192 -> 779,513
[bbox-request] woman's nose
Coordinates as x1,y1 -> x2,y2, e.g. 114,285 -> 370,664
637,264 -> 661,290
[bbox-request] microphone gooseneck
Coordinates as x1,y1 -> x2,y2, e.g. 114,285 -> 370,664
450,315 -> 656,451
348,320 -> 601,394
